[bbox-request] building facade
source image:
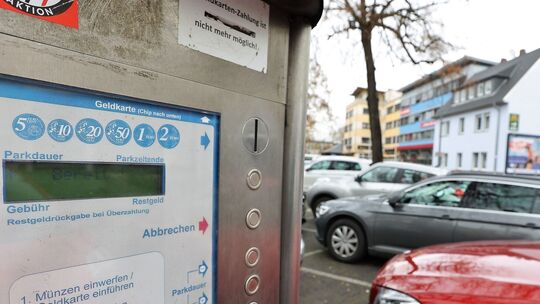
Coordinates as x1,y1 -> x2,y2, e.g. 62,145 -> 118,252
343,88 -> 401,160
381,93 -> 402,160
398,57 -> 494,164
433,49 -> 540,173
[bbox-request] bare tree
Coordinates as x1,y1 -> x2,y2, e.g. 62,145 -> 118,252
306,51 -> 334,143
325,0 -> 453,163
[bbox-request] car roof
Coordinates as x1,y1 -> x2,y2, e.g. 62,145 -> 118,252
444,170 -> 540,186
312,155 -> 371,163
370,161 -> 448,176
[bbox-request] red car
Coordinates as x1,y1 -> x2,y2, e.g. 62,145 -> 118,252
370,241 -> 540,304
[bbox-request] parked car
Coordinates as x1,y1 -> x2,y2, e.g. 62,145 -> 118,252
303,155 -> 371,191
306,161 -> 446,217
315,172 -> 540,263
370,240 -> 540,304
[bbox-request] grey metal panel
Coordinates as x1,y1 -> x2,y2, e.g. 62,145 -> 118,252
280,18 -> 311,304
0,31 -> 285,303
0,0 -> 290,104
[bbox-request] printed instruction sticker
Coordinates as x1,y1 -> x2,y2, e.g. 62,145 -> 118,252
10,252 -> 164,304
0,0 -> 79,29
178,0 -> 269,73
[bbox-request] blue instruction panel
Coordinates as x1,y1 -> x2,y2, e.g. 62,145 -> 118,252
0,77 -> 219,304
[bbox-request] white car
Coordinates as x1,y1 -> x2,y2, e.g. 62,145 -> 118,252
303,156 -> 371,191
305,161 -> 448,217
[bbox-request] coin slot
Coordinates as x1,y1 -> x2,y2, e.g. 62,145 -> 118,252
254,119 -> 259,152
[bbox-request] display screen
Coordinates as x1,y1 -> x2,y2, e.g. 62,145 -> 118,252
4,161 -> 165,203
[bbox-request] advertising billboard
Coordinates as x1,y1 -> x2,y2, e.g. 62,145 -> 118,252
506,134 -> 540,175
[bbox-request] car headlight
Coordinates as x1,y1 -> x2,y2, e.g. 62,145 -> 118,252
372,286 -> 419,304
316,204 -> 331,217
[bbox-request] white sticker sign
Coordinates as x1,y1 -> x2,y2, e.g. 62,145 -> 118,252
178,0 -> 269,73
10,253 -> 164,304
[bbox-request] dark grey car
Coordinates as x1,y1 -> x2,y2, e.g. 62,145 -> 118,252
315,172 -> 540,263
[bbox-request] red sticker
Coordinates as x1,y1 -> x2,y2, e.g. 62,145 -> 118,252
0,0 -> 78,29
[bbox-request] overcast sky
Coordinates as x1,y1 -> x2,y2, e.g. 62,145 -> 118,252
313,0 -> 540,138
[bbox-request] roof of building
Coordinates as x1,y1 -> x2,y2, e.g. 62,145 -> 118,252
400,56 -> 495,93
351,87 -> 384,97
435,48 -> 540,118
321,143 -> 344,155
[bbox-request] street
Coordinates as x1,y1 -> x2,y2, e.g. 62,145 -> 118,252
300,211 -> 387,304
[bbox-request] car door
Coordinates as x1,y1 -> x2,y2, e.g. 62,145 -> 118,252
371,180 -> 468,253
453,182 -> 540,242
354,166 -> 404,194
303,159 -> 332,190
329,160 -> 362,177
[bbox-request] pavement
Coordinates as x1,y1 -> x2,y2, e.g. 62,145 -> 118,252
300,211 -> 387,304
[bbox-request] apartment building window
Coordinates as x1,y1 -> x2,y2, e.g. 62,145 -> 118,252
475,113 -> 490,131
363,108 -> 369,114
441,121 -> 450,137
485,80 -> 493,94
468,86 -> 475,100
477,82 -> 485,97
458,117 -> 465,134
457,153 -> 463,168
475,115 -> 482,132
481,152 -> 487,169
385,122 -> 392,129
362,137 -> 370,144
484,113 -> 490,130
385,137 -> 392,144
400,117 -> 409,126
473,152 -> 479,169
454,90 -> 461,103
459,89 -> 466,103
362,123 -> 370,129
439,153 -> 448,168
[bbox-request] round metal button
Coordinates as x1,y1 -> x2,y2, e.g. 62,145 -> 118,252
245,274 -> 260,295
246,209 -> 261,229
245,247 -> 260,267
247,169 -> 262,190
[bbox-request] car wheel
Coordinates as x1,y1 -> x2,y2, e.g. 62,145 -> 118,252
326,218 -> 366,263
311,195 -> 333,218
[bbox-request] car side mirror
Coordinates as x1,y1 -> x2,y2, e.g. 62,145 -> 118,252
354,175 -> 363,183
388,193 -> 403,208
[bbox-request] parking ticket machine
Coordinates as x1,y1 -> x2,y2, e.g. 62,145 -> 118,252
0,0 -> 322,303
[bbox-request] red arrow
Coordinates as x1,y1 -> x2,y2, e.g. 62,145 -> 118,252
199,217 -> 209,234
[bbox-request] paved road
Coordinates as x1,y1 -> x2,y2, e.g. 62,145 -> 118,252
300,211 -> 387,304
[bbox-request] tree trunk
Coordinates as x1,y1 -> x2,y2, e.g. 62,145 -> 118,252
361,29 -> 383,163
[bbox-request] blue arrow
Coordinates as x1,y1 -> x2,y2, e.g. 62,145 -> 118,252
200,132 -> 210,150
199,261 -> 208,277
199,293 -> 208,304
